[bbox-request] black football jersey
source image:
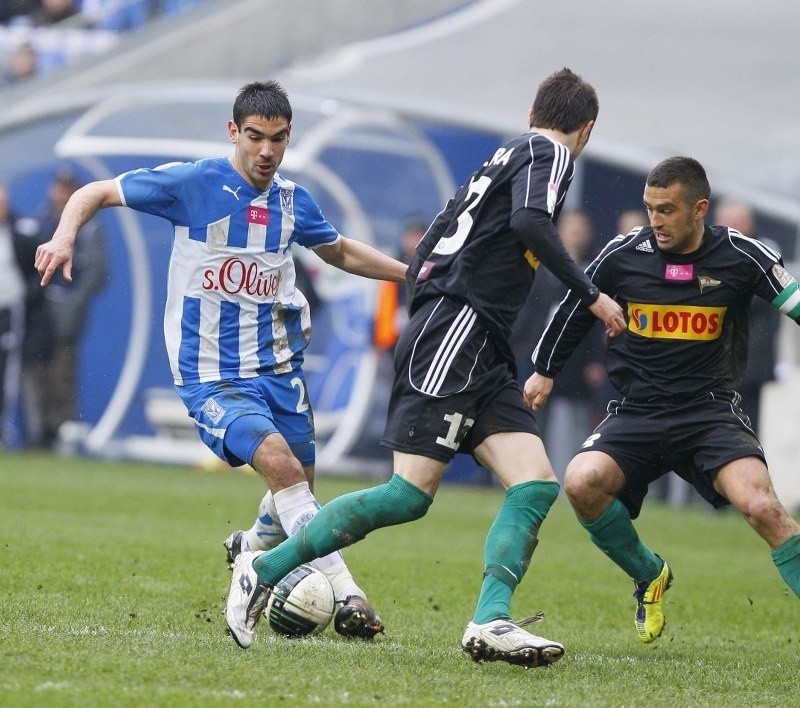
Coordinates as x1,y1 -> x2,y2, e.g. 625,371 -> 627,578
407,131 -> 575,349
534,224 -> 800,401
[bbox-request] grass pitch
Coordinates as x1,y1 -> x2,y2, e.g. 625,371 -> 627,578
1,452 -> 797,707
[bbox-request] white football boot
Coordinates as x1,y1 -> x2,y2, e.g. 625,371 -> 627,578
461,618 -> 565,668
225,551 -> 271,649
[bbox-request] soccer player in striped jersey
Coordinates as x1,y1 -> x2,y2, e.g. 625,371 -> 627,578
35,80 -> 407,639
526,156 -> 800,643
222,68 -> 627,666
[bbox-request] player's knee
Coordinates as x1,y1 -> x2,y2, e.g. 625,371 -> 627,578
564,456 -> 608,506
252,436 -> 306,489
564,457 -> 593,502
380,475 -> 433,525
736,492 -> 784,530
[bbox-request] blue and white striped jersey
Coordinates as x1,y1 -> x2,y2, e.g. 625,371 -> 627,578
116,157 -> 340,385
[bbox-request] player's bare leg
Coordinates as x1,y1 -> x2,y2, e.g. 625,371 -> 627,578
714,457 -> 800,596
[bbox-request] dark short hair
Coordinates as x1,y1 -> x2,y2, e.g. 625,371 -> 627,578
646,156 -> 711,204
233,80 -> 292,127
530,68 -> 599,133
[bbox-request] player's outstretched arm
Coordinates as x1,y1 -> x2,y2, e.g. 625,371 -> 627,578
315,236 -> 407,283
35,180 -> 121,286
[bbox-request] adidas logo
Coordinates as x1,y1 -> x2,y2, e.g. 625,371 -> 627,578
635,239 -> 654,253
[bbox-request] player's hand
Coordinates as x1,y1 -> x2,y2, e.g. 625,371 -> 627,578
589,292 -> 625,338
35,237 -> 75,286
524,372 -> 554,410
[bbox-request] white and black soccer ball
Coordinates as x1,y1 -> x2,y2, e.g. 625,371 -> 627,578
265,565 -> 335,638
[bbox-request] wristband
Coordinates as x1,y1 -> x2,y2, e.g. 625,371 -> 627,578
581,285 -> 600,305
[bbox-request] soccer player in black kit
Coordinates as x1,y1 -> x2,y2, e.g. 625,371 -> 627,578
225,68 -> 626,666
526,156 -> 800,644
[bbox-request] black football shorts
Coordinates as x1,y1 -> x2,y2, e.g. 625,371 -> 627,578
580,392 -> 765,518
382,297 -> 539,463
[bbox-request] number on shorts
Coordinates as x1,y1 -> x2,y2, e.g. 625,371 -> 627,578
290,376 -> 309,413
436,411 -> 475,450
581,433 -> 601,449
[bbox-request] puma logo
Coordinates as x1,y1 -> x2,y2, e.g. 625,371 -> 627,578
223,185 -> 242,200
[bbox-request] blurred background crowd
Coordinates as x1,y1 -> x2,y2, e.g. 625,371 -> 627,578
1,0 -> 211,87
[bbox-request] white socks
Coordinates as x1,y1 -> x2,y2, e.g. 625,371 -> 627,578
241,490 -> 285,552
245,481 -> 365,603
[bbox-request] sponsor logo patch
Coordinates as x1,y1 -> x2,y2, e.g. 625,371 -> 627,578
665,263 -> 694,280
524,249 -> 540,270
202,257 -> 282,298
247,206 -> 268,226
628,302 -> 726,340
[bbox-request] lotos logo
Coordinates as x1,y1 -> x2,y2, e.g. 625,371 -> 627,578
630,308 -> 648,330
203,257 -> 282,298
627,302 -> 726,340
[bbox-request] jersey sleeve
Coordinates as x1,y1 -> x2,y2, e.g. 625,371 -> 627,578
290,185 -> 340,249
532,234 -> 624,376
117,161 -> 196,225
726,228 -> 800,325
510,135 -> 573,218
759,257 -> 800,324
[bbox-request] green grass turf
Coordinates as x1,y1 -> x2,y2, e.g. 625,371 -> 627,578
1,452 -> 797,707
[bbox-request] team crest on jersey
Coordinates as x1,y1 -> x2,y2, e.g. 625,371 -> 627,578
635,239 -> 654,253
279,187 -> 294,215
697,275 -> 721,292
201,397 -> 225,424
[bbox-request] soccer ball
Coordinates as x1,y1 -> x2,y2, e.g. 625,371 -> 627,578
265,565 -> 335,637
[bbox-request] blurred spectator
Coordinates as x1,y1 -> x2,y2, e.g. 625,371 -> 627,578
352,217 -> 427,464
160,0 -> 206,15
31,0 -> 78,25
713,200 -> 780,435
1,42 -> 39,86
28,168 -> 108,448
11,188 -> 52,449
373,217 -> 426,352
616,208 -> 647,235
511,209 -> 609,481
0,185 -> 28,446
0,1 -> 41,25
80,0 -> 152,30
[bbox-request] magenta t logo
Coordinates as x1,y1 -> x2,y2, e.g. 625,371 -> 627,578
665,264 -> 694,280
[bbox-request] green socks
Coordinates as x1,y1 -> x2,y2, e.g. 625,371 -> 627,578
771,534 -> 800,597
254,474 -> 432,585
580,498 -> 662,582
473,480 -> 559,624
